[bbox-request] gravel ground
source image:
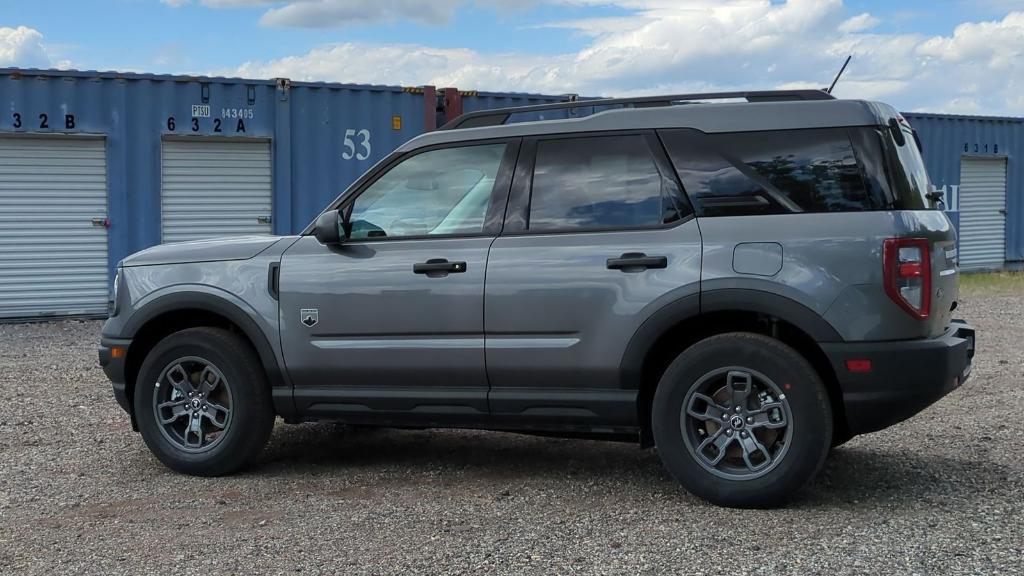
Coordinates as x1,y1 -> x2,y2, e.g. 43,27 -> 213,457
0,286 -> 1022,575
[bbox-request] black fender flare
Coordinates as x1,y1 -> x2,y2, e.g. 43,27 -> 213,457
122,291 -> 288,391
619,289 -> 843,390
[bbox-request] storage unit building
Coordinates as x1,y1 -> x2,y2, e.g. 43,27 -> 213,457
0,68 -> 571,318
904,112 -> 1024,271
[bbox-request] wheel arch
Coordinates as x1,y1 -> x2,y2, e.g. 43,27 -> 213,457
621,289 -> 847,446
121,291 -> 291,426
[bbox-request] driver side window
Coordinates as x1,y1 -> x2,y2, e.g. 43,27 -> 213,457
347,143 -> 508,239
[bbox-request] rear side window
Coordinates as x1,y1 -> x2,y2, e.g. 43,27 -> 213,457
527,134 -> 688,231
885,122 -> 931,210
661,128 -> 886,216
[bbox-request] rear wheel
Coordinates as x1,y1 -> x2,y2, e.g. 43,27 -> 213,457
652,332 -> 832,508
134,327 -> 275,476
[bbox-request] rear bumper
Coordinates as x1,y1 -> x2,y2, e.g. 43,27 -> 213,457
822,320 -> 975,435
98,337 -> 132,416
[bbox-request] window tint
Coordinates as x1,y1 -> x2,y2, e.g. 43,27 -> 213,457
347,143 -> 506,239
887,125 -> 931,209
528,135 -> 680,231
662,128 -> 881,216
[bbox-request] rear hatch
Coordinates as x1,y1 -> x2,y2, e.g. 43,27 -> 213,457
882,114 -> 958,337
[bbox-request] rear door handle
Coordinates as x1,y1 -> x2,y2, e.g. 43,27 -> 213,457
607,252 -> 668,271
413,258 -> 467,276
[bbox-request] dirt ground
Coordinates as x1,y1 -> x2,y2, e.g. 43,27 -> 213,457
0,277 -> 1021,575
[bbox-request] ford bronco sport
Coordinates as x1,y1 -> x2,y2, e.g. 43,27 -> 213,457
99,90 -> 975,508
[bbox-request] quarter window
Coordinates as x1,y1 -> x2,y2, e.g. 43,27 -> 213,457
347,143 -> 507,239
662,128 -> 880,216
527,135 -> 684,232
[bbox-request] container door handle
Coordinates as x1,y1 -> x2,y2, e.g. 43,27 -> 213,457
607,252 -> 667,271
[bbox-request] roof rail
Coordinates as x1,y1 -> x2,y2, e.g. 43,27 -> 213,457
438,89 -> 835,130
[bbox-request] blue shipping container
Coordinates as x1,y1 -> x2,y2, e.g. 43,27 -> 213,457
904,112 -> 1023,266
0,68 -> 434,296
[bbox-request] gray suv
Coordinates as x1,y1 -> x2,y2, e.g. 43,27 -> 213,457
100,90 -> 975,508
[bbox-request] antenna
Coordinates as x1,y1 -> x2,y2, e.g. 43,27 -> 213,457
827,55 -> 852,94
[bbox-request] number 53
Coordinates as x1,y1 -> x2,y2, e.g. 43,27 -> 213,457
343,129 -> 371,160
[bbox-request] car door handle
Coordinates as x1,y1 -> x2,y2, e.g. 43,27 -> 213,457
606,253 -> 668,271
413,259 -> 467,275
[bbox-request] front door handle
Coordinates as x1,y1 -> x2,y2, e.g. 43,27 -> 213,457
607,252 -> 668,271
413,258 -> 467,276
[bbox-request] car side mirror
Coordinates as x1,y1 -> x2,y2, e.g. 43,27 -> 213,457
313,210 -> 344,245
926,187 -> 946,211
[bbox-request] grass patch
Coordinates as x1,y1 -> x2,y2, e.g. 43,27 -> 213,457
959,270 -> 1024,295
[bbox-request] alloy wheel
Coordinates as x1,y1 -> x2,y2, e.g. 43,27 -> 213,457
680,367 -> 793,480
152,356 -> 234,453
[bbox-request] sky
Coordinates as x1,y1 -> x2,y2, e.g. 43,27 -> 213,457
2,0 -> 1023,115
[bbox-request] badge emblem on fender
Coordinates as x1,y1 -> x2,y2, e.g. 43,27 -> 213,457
300,308 -> 318,327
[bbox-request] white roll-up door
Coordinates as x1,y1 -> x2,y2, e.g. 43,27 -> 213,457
0,137 -> 109,318
161,139 -> 272,243
958,157 -> 1007,270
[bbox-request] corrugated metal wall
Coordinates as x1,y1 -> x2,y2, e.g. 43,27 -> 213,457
287,83 -> 427,232
0,136 -> 109,317
160,139 -> 273,243
957,157 -> 1008,269
903,112 -> 1023,265
0,69 -> 435,315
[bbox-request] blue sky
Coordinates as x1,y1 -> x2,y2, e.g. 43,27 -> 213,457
3,0 -> 1024,114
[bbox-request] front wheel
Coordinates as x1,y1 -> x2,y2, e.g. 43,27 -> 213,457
652,333 -> 832,508
134,327 -> 275,476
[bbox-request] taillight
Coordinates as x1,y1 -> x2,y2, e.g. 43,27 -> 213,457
883,238 -> 931,320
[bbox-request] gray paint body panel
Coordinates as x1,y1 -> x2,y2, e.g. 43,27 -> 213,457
278,235 -> 493,417
122,236 -> 282,267
484,221 -> 702,426
701,211 -> 956,341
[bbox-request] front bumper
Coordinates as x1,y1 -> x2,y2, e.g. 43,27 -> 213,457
99,337 -> 133,416
822,320 -> 975,435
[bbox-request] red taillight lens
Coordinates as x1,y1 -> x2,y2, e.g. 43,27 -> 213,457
883,238 -> 931,320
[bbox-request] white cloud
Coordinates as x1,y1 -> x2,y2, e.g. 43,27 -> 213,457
838,12 -> 881,33
164,0 -> 528,26
220,2 -> 1024,115
0,26 -> 61,68
260,0 -> 465,27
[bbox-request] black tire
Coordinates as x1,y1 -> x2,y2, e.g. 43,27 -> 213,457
651,332 -> 832,508
134,327 -> 275,476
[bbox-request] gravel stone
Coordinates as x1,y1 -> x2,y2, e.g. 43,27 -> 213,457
0,291 -> 1021,575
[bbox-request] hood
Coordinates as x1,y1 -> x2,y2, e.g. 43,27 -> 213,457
121,236 -> 290,267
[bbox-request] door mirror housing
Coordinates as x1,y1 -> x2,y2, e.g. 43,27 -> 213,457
313,209 -> 344,245
926,186 -> 946,211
